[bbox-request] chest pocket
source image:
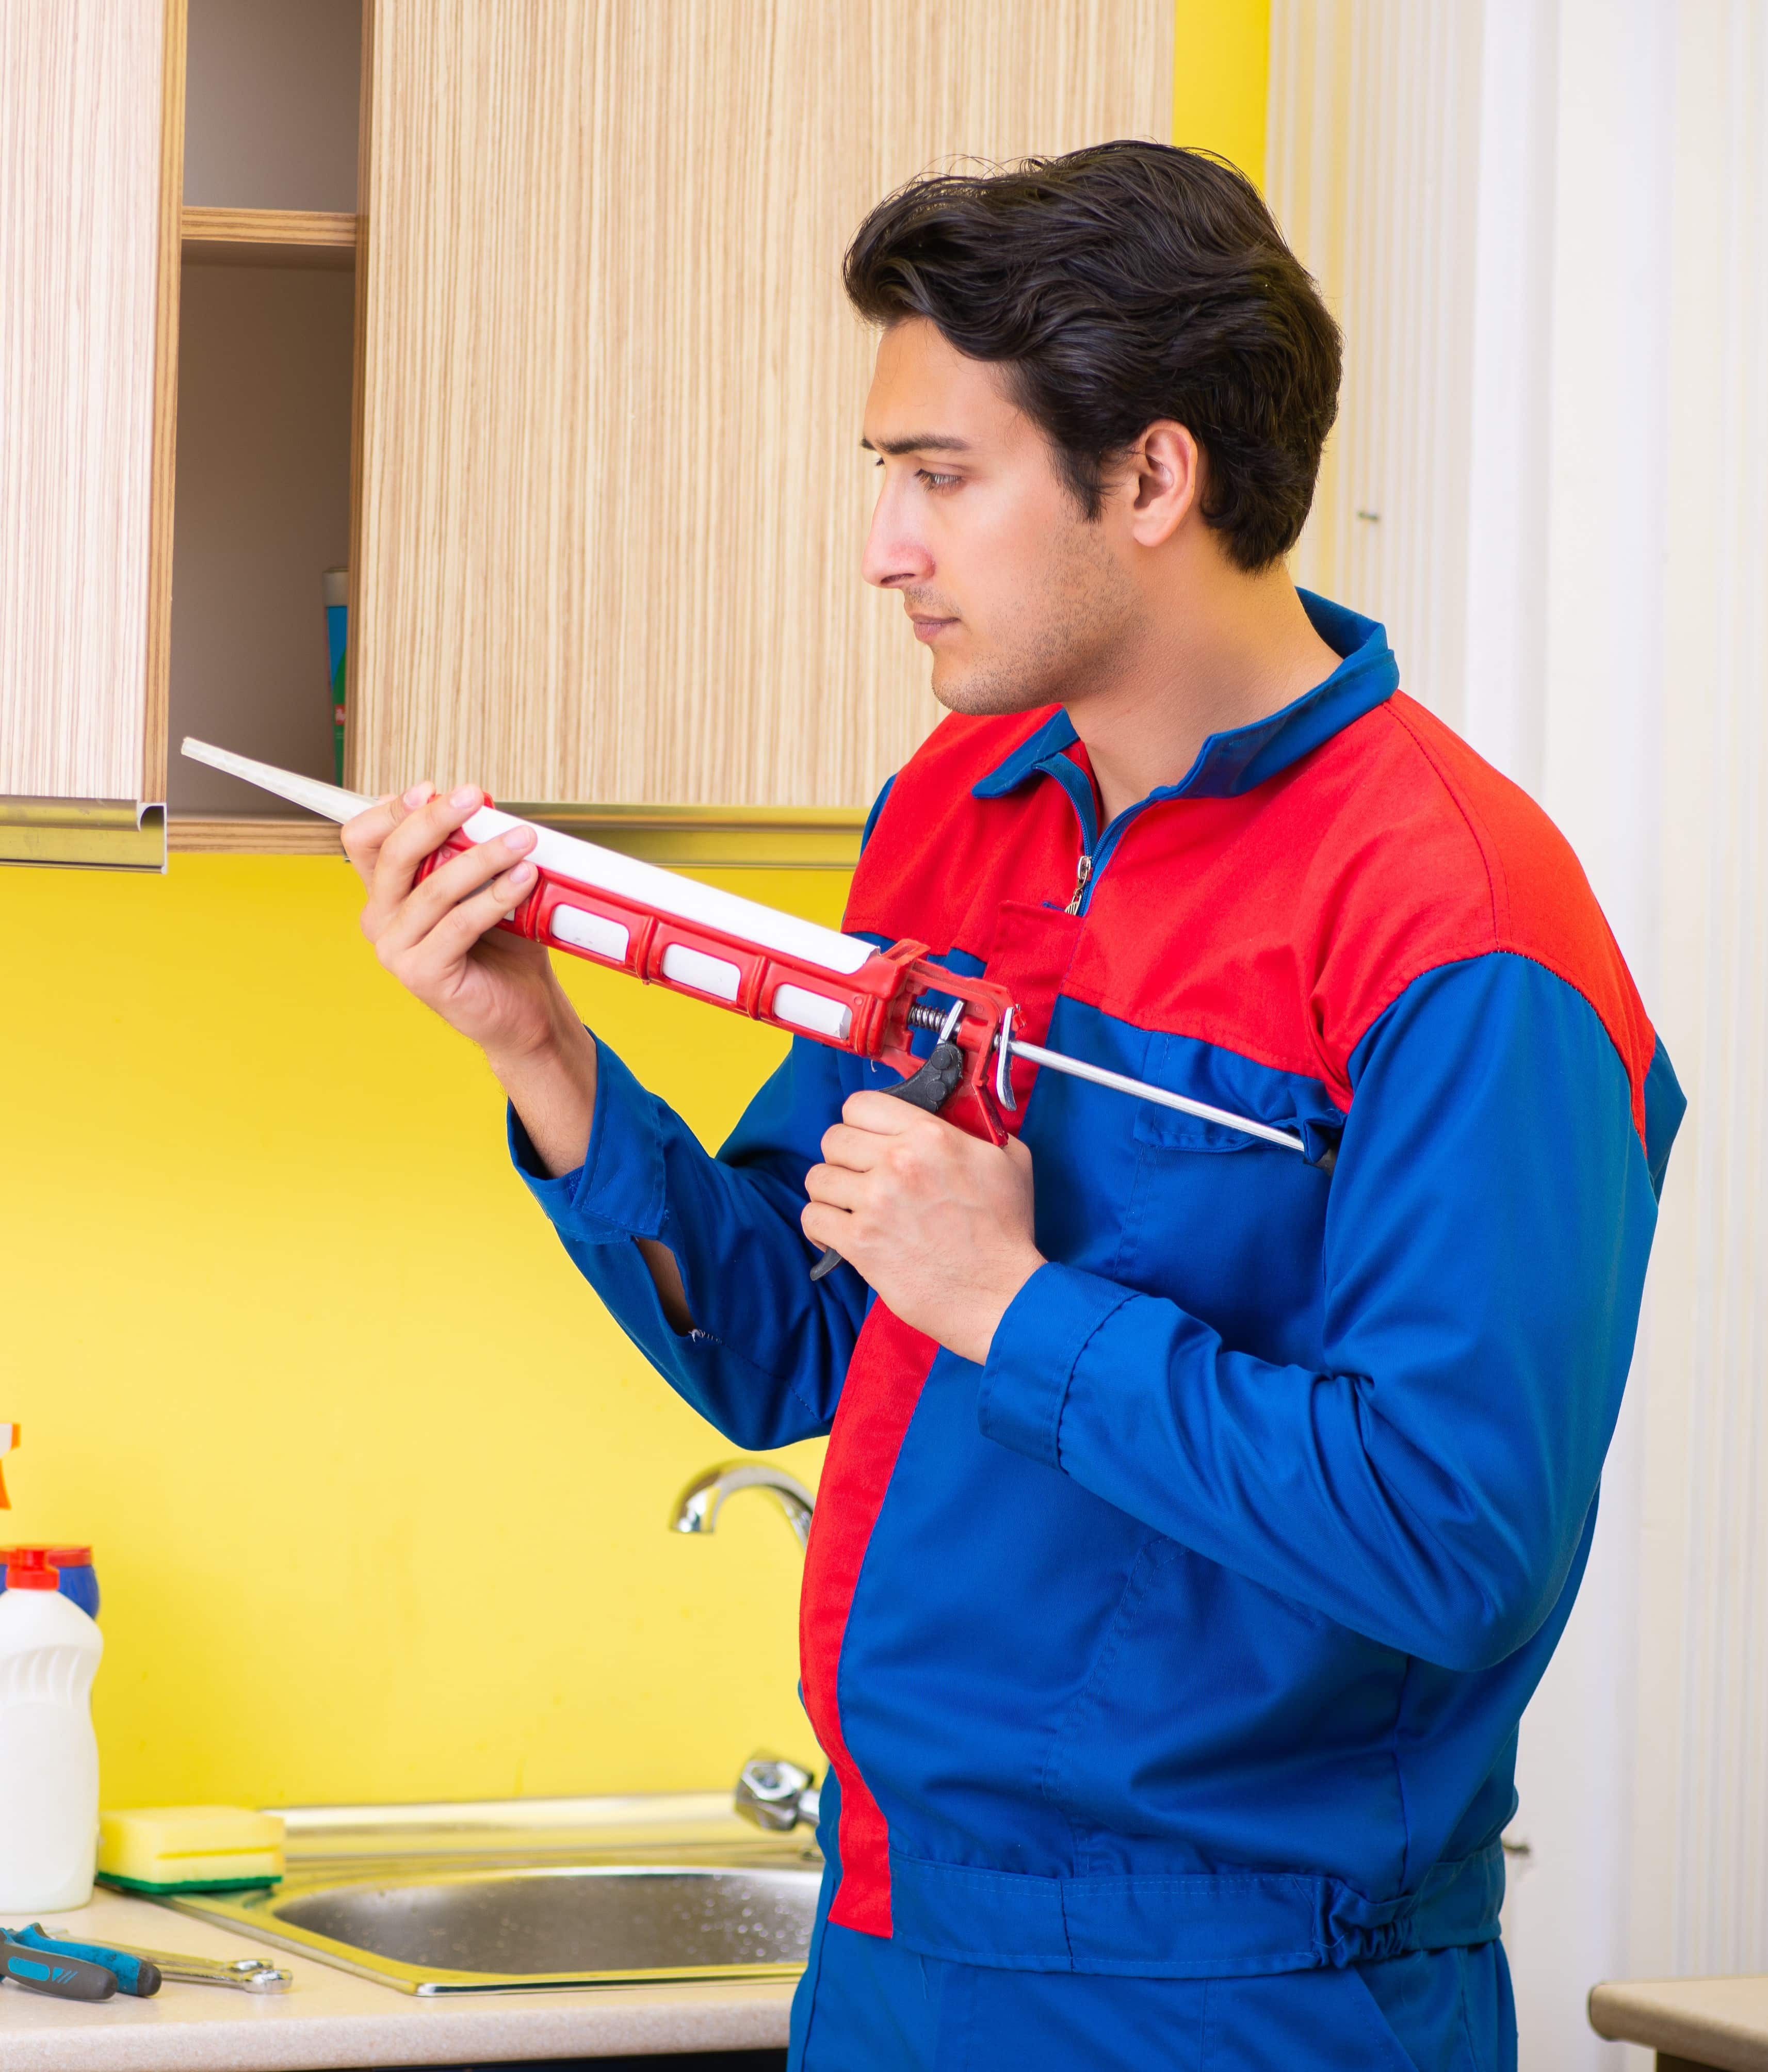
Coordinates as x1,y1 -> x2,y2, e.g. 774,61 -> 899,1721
1116,1032 -> 1341,1358
1130,1031 -> 1343,1159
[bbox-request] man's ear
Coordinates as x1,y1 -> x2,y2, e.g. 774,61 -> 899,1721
1124,421 -> 1203,548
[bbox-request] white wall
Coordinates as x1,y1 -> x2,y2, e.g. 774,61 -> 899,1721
1269,5 -> 1768,2067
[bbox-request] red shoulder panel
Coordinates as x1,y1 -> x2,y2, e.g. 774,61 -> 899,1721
847,694 -> 1656,1140
847,707 -> 1079,953
1370,699 -> 1657,1123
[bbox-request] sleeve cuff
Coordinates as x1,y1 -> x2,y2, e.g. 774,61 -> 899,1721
977,1261 -> 1136,1470
508,1039 -> 669,1246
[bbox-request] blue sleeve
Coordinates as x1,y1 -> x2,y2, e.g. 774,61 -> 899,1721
511,1033 -> 875,1449
511,783 -> 903,1450
977,953 -> 1682,1672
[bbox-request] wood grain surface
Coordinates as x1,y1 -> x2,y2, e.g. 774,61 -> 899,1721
0,0 -> 170,802
167,803 -> 864,868
182,205 -> 360,251
352,0 -> 1171,807
141,0 -> 186,807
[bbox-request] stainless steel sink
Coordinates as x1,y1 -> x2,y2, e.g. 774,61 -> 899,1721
165,1793 -> 823,1994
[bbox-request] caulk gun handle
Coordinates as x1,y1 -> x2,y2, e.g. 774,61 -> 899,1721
808,1041 -> 966,1283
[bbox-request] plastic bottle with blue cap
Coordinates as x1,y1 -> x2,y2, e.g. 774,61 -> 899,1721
0,1431 -> 105,1912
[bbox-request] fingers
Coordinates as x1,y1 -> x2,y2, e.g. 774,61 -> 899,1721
804,1159 -> 867,1211
841,1089 -> 927,1135
819,1119 -> 897,1173
801,1197 -> 853,1254
376,859 -> 539,989
370,819 -> 538,960
365,785 -> 491,919
339,792 -> 411,887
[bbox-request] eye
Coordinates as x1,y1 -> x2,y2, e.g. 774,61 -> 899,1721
918,470 -> 960,491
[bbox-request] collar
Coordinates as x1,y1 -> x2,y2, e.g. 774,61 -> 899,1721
971,591 -> 1399,805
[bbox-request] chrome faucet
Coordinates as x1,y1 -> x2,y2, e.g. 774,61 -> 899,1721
670,1461 -> 823,1838
670,1460 -> 815,1550
735,1753 -> 820,1834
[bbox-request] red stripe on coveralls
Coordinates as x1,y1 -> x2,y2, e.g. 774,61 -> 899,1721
798,1303 -> 938,1937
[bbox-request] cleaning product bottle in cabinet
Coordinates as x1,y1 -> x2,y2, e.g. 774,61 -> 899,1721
0,1549 -> 103,1909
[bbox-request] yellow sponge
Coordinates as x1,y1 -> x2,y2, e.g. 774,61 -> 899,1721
97,1806 -> 285,1893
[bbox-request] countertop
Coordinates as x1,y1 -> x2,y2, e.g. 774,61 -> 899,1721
1589,1976 -> 1768,2070
0,1792 -> 813,2067
0,1885 -> 791,2068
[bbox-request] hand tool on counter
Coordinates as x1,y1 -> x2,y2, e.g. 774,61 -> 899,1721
5,1925 -> 157,1996
7,1924 -> 292,1993
181,740 -> 1327,1206
1,1928 -> 119,2001
84,1936 -> 292,1993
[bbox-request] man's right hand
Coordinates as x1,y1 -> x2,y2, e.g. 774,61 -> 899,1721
341,781 -> 693,1328
342,782 -> 561,1055
340,783 -> 599,1178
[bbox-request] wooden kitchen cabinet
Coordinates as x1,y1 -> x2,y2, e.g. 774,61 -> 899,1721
4,0 -> 1170,869
0,0 -> 181,868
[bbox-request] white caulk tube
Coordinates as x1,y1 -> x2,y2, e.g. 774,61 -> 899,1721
182,740 -> 1317,1162
180,739 -> 874,976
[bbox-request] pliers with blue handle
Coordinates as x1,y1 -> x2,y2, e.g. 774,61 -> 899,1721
2,1923 -> 161,1998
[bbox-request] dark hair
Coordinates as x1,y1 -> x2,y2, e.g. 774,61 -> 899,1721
844,141 -> 1340,571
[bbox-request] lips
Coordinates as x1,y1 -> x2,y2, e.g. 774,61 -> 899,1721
909,615 -> 958,643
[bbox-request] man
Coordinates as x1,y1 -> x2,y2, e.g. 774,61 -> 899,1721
344,145 -> 1681,2070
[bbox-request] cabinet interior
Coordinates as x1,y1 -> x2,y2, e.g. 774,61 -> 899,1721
168,266 -> 354,818
183,0 -> 361,214
169,0 -> 362,843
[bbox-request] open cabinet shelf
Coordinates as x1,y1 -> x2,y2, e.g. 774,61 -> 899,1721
181,205 -> 356,271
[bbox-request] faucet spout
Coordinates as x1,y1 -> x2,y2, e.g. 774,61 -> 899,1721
670,1460 -> 815,1550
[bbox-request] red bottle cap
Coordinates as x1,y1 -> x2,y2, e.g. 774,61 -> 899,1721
5,1548 -> 59,1591
0,1545 -> 89,1567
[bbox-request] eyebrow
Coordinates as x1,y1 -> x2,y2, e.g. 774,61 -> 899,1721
859,433 -> 974,456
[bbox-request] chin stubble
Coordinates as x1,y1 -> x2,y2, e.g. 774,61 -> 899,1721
927,522 -> 1136,717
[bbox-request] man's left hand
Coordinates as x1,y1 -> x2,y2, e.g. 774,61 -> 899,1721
803,1093 -> 1045,1363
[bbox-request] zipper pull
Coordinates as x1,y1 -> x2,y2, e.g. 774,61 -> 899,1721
1064,853 -> 1093,916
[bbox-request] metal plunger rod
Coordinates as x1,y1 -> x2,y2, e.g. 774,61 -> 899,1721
904,996 -> 1308,1156
1003,1038 -> 1307,1156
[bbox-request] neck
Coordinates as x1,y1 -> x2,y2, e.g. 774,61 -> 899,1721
1068,563 -> 1343,824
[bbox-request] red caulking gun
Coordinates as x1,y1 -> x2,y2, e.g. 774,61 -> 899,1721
182,740 -> 1313,1270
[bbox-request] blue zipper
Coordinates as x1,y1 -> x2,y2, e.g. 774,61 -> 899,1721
1031,744 -> 1166,919
1056,787 -> 1160,918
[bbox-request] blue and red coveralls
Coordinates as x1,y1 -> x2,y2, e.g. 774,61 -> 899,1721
514,596 -> 1682,2069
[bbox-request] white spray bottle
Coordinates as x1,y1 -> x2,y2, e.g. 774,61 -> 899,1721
0,1443 -> 104,1910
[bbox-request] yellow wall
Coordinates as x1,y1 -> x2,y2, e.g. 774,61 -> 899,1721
1,856 -> 829,1807
1173,0 -> 1270,185
0,3 -> 1272,1814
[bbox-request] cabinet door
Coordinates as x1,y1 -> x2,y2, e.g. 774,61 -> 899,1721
351,0 -> 1171,810
0,0 -> 182,867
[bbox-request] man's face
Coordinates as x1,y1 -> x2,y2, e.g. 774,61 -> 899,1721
860,317 -> 1137,715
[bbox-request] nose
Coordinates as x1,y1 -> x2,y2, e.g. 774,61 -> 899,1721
861,473 -> 934,592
